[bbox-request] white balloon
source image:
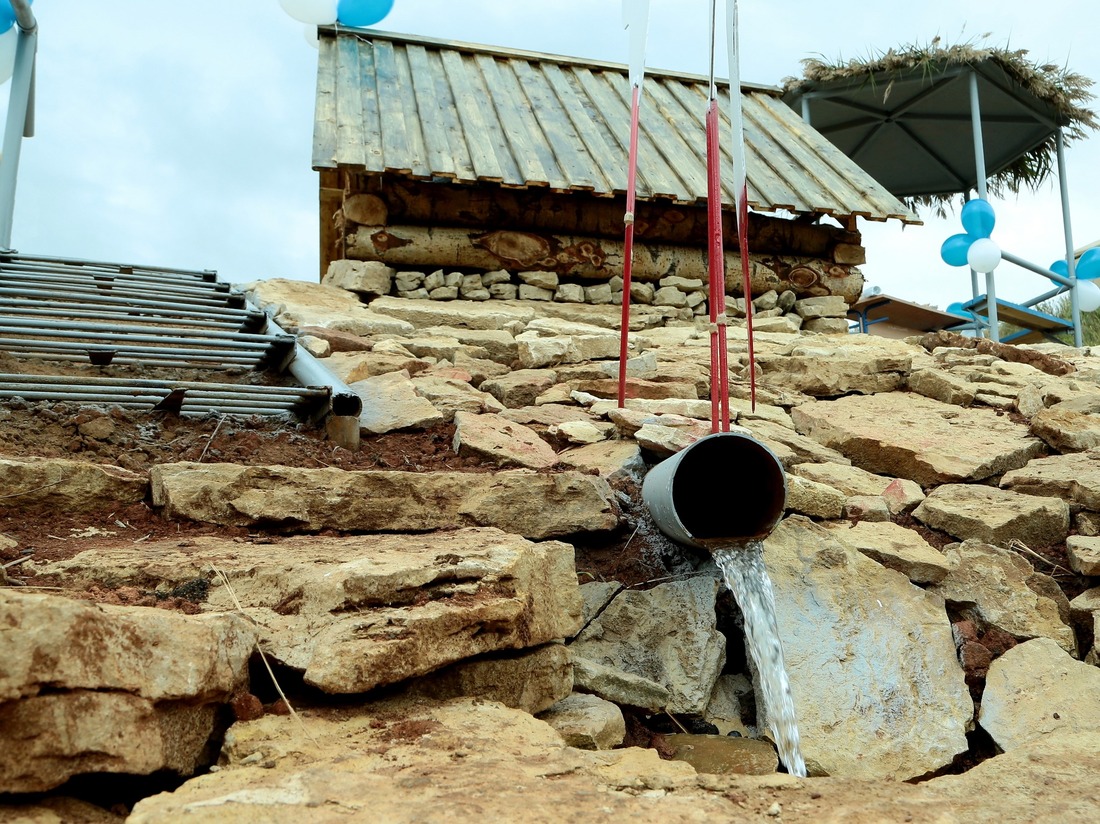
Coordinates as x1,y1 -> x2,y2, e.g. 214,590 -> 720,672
967,237 -> 1001,274
0,27 -> 18,85
304,23 -> 320,49
279,0 -> 338,25
1078,280 -> 1100,313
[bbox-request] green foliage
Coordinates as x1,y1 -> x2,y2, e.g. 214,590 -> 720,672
999,294 -> 1100,346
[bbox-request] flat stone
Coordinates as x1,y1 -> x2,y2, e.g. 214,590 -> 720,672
410,376 -> 505,422
979,638 -> 1100,751
913,484 -> 1069,547
664,734 -> 778,776
825,521 -> 951,584
802,317 -> 850,334
0,591 -> 255,793
481,369 -> 559,408
841,495 -> 892,522
633,420 -> 714,458
1000,450 -> 1100,511
451,411 -> 557,469
537,693 -> 626,750
793,295 -> 848,319
792,392 -> 1045,486
325,350 -> 433,382
554,283 -> 584,303
406,644 -> 573,715
908,368 -> 978,406
1066,536 -> 1100,575
294,325 -> 374,353
570,656 -> 671,711
569,576 -> 725,715
758,341 -> 909,396
350,370 -> 446,434
928,540 -> 1076,654
518,270 -> 559,290
369,295 -> 537,330
242,279 -> 413,336
1030,394 -> 1100,452
558,440 -> 646,483
0,458 -> 147,516
150,464 -> 617,540
761,516 -> 971,780
33,530 -> 581,696
785,475 -> 846,520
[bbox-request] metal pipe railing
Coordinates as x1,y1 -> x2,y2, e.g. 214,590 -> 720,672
0,286 -> 253,318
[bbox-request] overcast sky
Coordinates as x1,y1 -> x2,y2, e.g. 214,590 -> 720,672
6,0 -> 1100,309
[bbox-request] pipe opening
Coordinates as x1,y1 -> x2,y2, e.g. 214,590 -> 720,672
643,432 -> 786,548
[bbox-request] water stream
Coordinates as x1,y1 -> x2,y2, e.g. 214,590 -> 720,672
708,539 -> 807,777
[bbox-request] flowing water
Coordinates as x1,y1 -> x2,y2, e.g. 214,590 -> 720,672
708,539 -> 807,777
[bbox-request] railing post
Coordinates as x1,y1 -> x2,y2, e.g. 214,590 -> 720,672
0,0 -> 38,252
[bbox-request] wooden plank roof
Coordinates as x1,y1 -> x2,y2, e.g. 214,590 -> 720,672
313,29 -> 920,225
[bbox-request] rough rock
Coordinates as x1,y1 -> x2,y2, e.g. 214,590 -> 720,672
151,464 -> 618,540
1066,535 -> 1100,575
907,367 -> 978,406
570,657 -> 671,711
825,521 -> 951,584
406,644 -> 573,715
481,369 -> 559,408
664,734 -> 778,776
928,541 -> 1076,654
757,340 -> 910,396
979,638 -> 1100,751
761,517 -> 971,779
321,259 -> 394,298
325,349 -> 433,381
913,484 -> 1070,547
784,475 -> 846,520
569,576 -> 726,715
558,439 -> 646,483
350,370 -> 446,434
704,674 -> 753,737
451,411 -> 559,469
792,392 -> 1045,485
241,279 -> 413,336
841,494 -> 892,522
1000,450 -> 1100,510
0,591 -> 255,793
0,458 -> 147,515
33,530 -> 581,696
1030,394 -> 1100,451
537,692 -> 626,750
410,375 -> 505,421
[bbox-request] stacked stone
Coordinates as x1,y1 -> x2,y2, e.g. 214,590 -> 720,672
323,260 -> 852,334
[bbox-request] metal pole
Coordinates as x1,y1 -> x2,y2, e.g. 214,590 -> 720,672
1056,130 -> 1083,347
0,1 -> 38,251
968,70 -> 998,341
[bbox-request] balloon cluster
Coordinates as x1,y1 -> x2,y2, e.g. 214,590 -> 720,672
940,199 -> 1001,274
0,0 -> 31,86
279,0 -> 394,28
1051,249 -> 1100,313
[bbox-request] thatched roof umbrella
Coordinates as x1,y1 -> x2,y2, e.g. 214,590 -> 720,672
782,39 -> 1097,216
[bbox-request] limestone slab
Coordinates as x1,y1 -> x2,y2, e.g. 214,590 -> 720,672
791,392 -> 1045,485
538,693 -> 626,750
761,516 -> 971,780
452,411 -> 559,469
980,637 -> 1100,751
150,463 -> 618,540
1000,450 -> 1100,511
569,576 -> 726,715
825,521 -> 950,584
350,370 -> 445,434
411,376 -> 505,421
928,540 -> 1076,654
242,279 -> 413,336
913,484 -> 1069,547
0,457 -> 144,518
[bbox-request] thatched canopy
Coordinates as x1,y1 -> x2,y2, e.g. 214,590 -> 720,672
782,40 -> 1097,214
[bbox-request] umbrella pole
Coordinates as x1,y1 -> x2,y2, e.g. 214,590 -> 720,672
617,85 -> 642,408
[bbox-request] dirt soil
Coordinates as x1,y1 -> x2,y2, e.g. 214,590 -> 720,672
0,401 -> 677,598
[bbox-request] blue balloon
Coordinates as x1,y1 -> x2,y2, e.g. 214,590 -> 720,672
940,233 -> 973,267
337,0 -> 394,27
1077,247 -> 1100,280
960,198 -> 996,239
0,0 -> 31,35
946,302 -> 970,317
1050,259 -> 1069,278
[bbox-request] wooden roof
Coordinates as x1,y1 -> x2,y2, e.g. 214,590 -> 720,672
313,29 -> 919,225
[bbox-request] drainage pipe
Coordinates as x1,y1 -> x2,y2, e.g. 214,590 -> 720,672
260,312 -> 362,418
642,432 -> 787,549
